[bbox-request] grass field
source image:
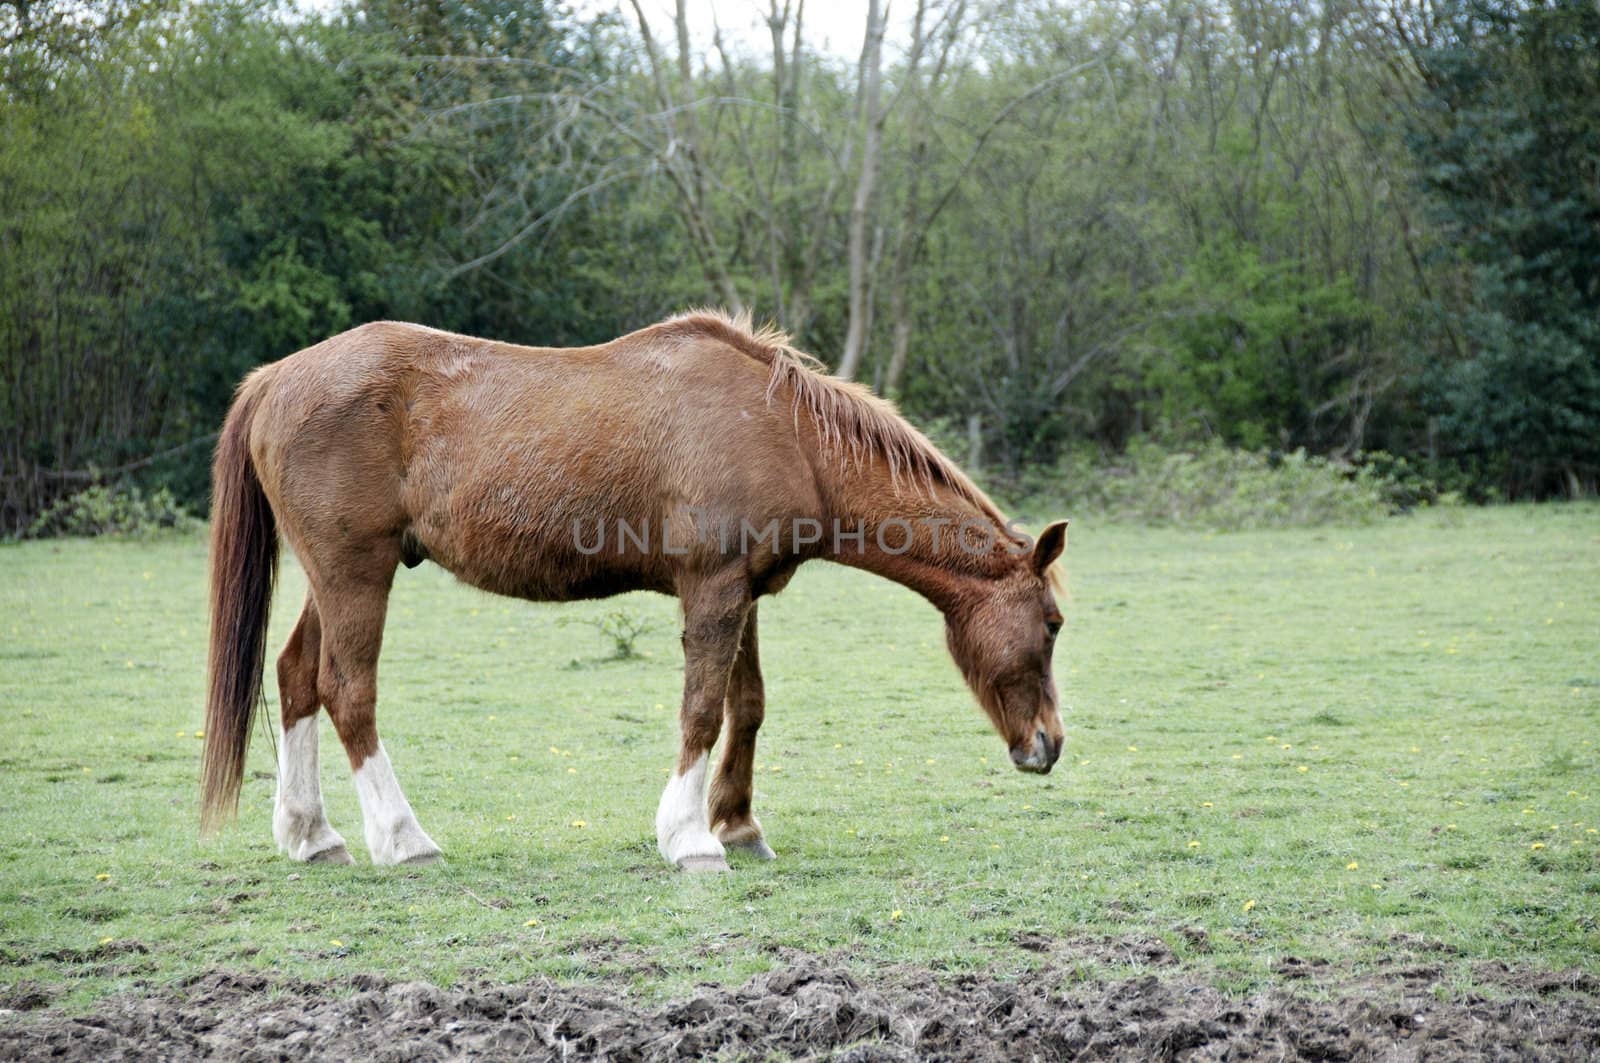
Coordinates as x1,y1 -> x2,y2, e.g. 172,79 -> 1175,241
2,505 -> 1597,1009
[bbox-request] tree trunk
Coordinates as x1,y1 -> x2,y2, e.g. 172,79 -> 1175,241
626,0 -> 744,315
836,0 -> 886,381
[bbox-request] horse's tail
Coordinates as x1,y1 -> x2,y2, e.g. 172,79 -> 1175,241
201,374 -> 278,835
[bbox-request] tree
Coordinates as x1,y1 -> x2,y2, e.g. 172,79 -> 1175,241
836,0 -> 887,380
1402,0 -> 1600,496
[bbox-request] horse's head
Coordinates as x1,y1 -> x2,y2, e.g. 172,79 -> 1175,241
944,520 -> 1069,774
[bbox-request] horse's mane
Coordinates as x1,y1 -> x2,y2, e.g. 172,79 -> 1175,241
654,309 -> 1016,539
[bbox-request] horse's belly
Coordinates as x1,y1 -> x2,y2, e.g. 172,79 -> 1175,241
439,542 -> 672,603
409,475 -> 673,603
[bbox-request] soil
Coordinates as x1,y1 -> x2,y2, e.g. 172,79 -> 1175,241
3,947 -> 1598,1061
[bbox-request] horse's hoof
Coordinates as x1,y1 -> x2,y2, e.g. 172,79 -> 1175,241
727,838 -> 777,861
677,855 -> 731,872
397,849 -> 444,867
306,845 -> 354,865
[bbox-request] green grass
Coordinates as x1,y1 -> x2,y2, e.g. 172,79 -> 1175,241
2,505 -> 1598,1007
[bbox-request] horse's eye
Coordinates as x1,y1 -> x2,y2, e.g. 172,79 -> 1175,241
1046,619 -> 1063,638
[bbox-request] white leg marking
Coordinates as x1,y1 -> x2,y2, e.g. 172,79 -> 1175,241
655,752 -> 727,868
353,741 -> 442,866
272,717 -> 351,863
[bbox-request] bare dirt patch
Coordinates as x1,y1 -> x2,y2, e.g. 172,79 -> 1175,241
2,951 -> 1597,1061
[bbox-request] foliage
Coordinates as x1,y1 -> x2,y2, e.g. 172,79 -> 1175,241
1405,0 -> 1600,497
4,0 -> 1599,531
1349,450 -> 1464,511
0,0 -> 613,532
25,482 -> 200,539
1010,439 -> 1410,531
561,607 -> 671,664
2,509 -> 1596,1005
1146,237 -> 1373,452
900,0 -> 1420,476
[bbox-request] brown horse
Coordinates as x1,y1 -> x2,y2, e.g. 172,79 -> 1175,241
202,311 -> 1067,870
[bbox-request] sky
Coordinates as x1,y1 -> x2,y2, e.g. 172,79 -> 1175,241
295,0 -> 925,64
571,0 -> 898,61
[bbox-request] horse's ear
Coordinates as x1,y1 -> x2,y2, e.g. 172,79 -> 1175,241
1031,520 -> 1068,575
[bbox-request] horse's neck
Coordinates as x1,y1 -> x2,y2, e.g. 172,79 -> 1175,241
817,453 -> 1010,612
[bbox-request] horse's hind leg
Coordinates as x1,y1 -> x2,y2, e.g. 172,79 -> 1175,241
709,605 -> 776,860
314,562 -> 442,866
273,595 -> 352,864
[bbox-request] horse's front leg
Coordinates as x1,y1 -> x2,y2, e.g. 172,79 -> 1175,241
709,604 -> 776,860
657,572 -> 750,872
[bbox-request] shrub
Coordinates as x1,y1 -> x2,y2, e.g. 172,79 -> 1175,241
26,483 -> 200,539
1008,440 -> 1445,531
561,608 -> 669,663
1349,451 -> 1464,512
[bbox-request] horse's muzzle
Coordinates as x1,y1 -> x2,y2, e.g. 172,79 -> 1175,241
1009,729 -> 1061,774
